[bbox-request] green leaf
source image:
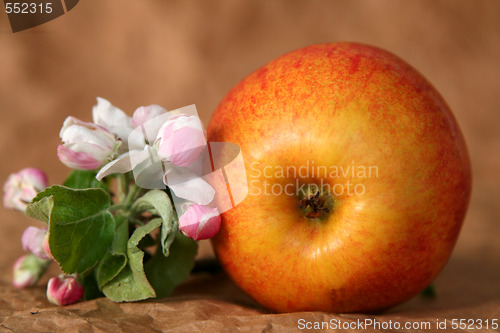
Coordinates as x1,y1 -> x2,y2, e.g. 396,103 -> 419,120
64,170 -> 108,190
25,196 -> 53,223
96,215 -> 128,288
145,233 -> 198,298
102,218 -> 163,302
131,190 -> 178,257
26,185 -> 115,274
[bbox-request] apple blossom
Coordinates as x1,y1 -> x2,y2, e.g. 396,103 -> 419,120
6,97 -> 230,305
3,167 -> 48,212
57,116 -> 119,170
21,226 -> 49,259
96,108 -> 215,205
12,254 -> 50,288
156,114 -> 206,167
179,204 -> 221,241
46,275 -> 84,306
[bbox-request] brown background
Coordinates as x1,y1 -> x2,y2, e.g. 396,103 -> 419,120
0,1 -> 499,332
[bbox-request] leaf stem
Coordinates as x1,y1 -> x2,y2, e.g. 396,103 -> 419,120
123,183 -> 142,207
129,218 -> 145,226
109,204 -> 128,213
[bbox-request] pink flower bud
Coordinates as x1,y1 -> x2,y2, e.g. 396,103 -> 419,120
47,275 -> 84,306
57,116 -> 119,170
13,254 -> 50,288
42,234 -> 53,260
22,226 -> 49,259
3,168 -> 48,212
179,204 -> 221,241
132,105 -> 169,146
132,105 -> 167,128
156,114 -> 206,167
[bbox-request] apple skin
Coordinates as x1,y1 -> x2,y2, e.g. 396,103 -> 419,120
207,42 -> 471,313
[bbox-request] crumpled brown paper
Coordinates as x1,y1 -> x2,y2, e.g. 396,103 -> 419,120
1,253 -> 499,332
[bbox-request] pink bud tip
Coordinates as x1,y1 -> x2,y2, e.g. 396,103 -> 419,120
42,234 -> 53,260
132,105 -> 167,128
156,114 -> 206,167
47,275 -> 84,306
179,204 -> 221,241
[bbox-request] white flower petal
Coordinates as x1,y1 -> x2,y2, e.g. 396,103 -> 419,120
59,116 -> 79,138
140,112 -> 172,144
61,125 -> 115,149
92,97 -> 134,144
60,116 -> 116,147
96,149 -> 149,180
164,167 -> 215,205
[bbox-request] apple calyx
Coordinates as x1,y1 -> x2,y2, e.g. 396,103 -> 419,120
297,184 -> 333,220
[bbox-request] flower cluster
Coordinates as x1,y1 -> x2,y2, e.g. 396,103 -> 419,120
4,98 -> 223,306
58,98 -> 221,238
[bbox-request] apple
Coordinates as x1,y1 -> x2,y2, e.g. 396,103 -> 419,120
207,42 -> 471,313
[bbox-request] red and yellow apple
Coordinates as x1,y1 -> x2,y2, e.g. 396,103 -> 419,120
207,42 -> 471,313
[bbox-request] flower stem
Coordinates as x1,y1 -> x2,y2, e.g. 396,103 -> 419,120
116,174 -> 127,203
